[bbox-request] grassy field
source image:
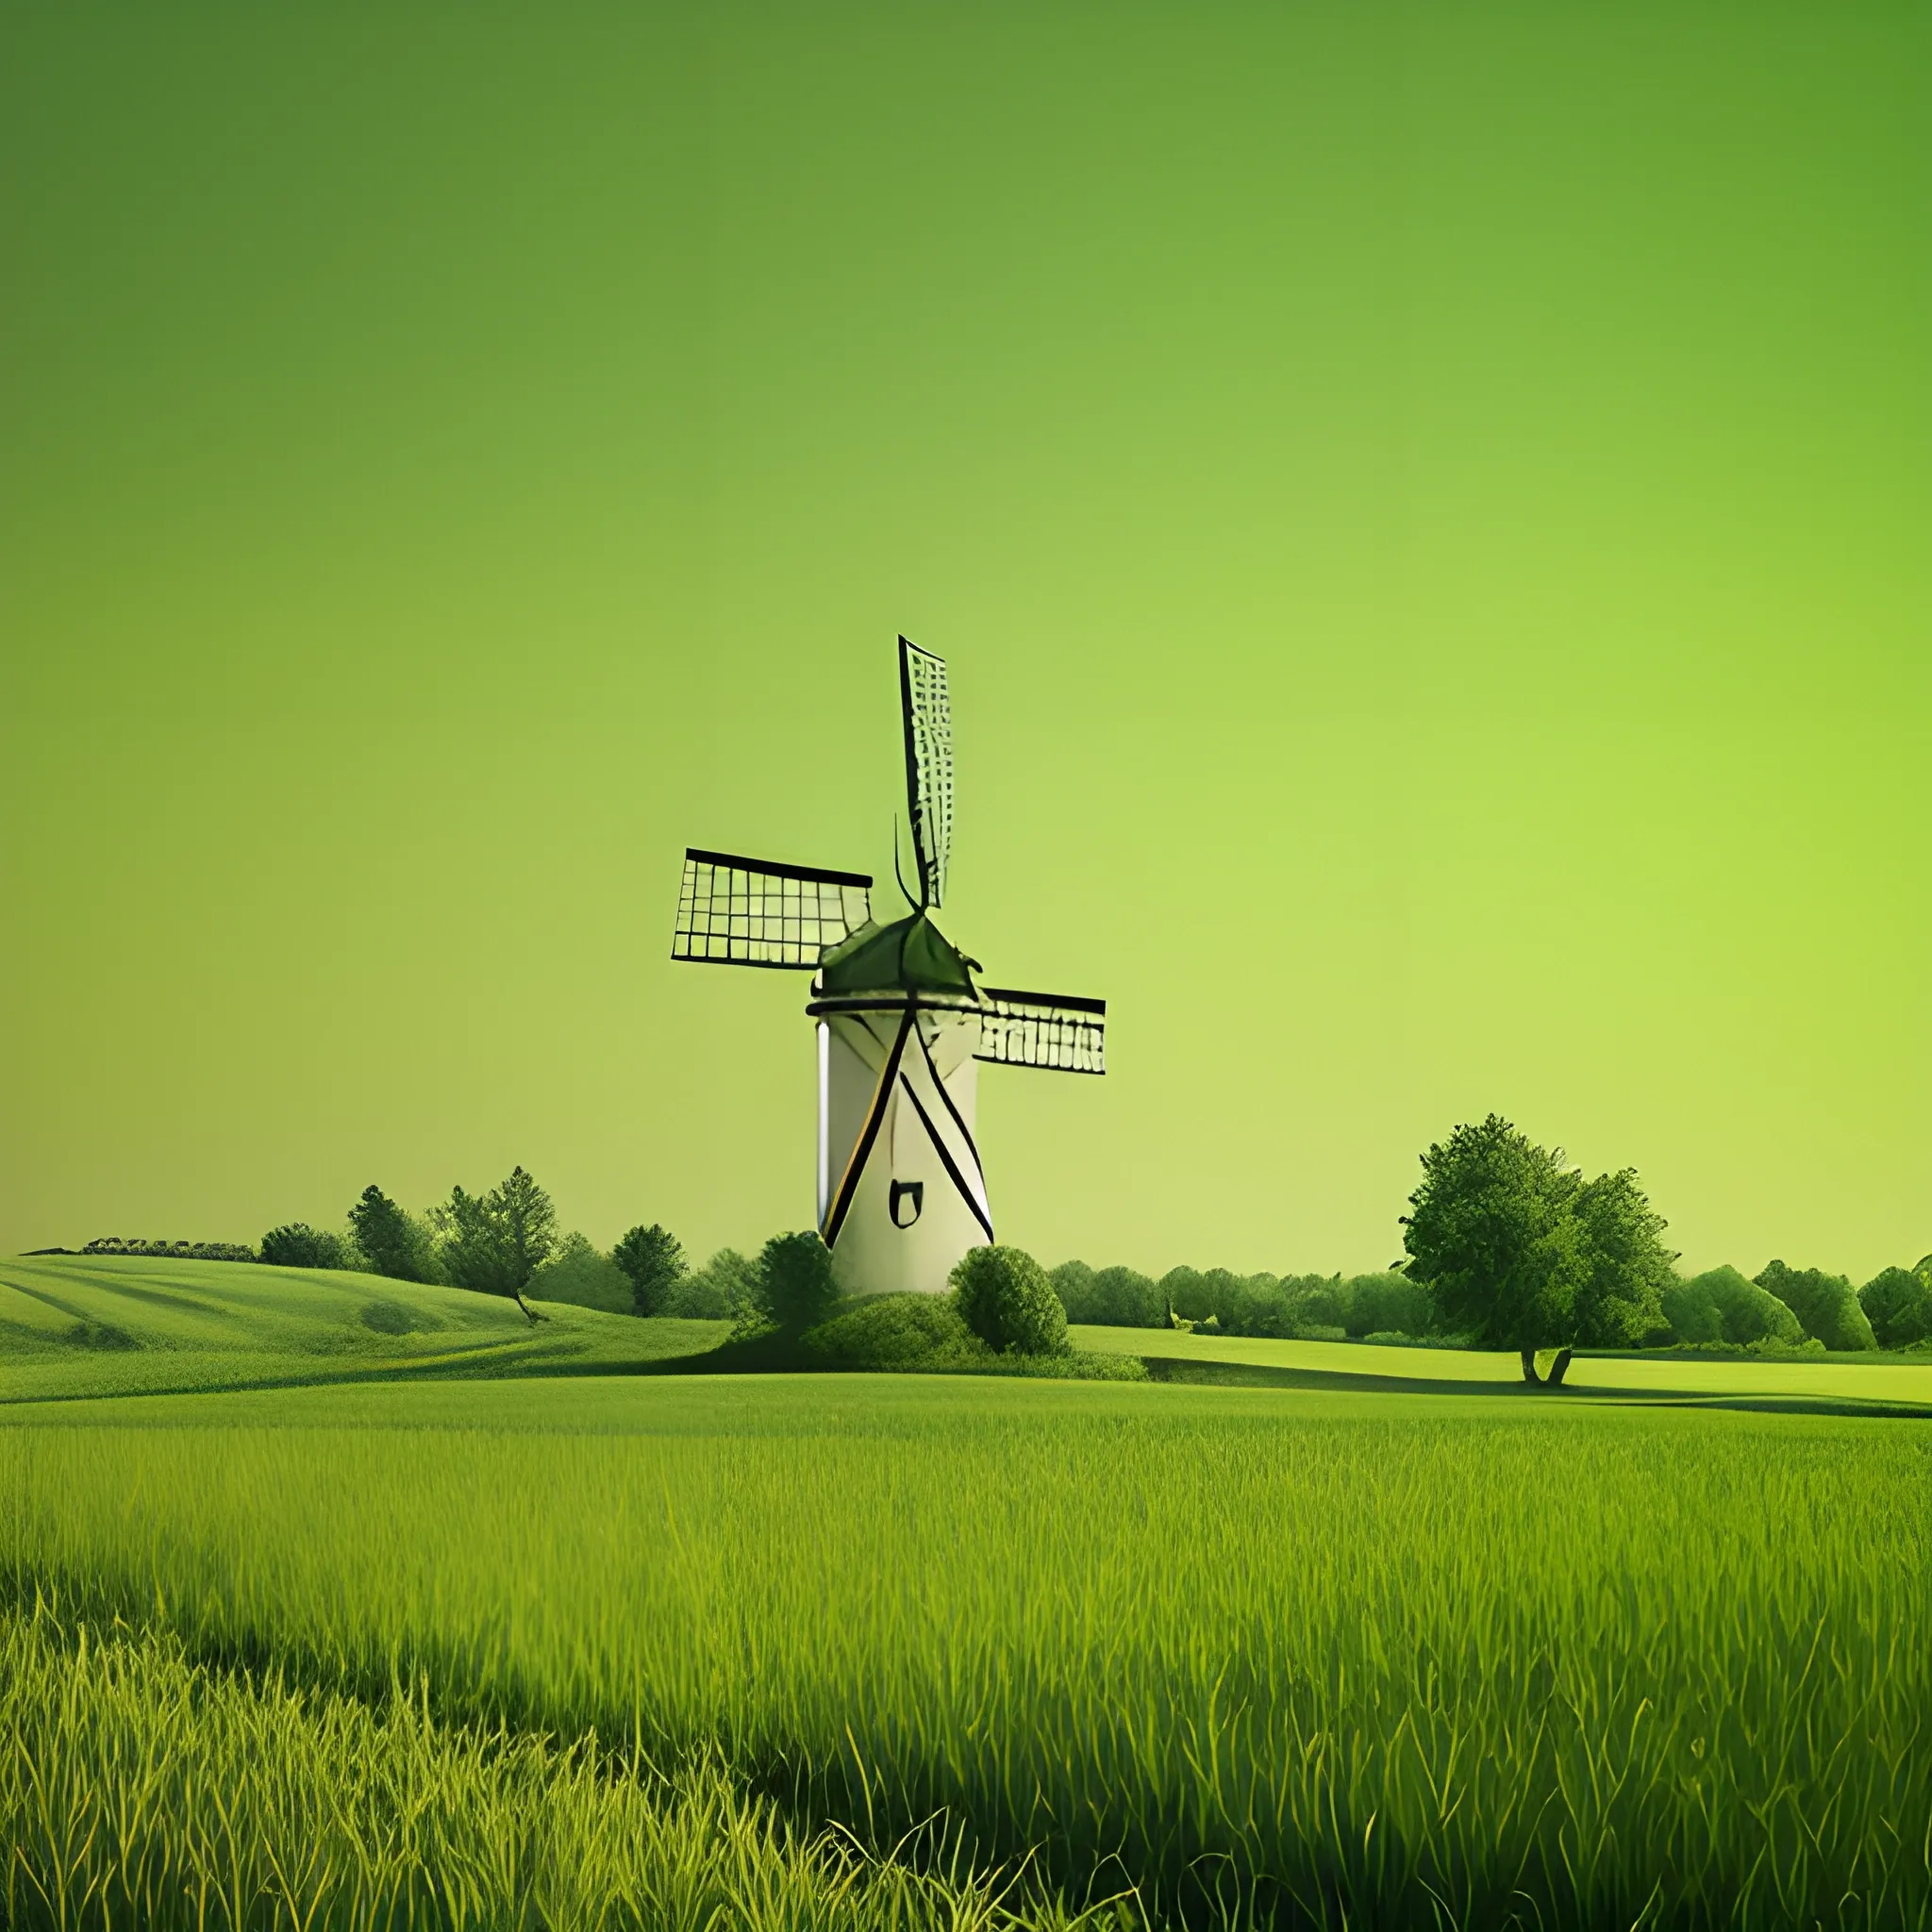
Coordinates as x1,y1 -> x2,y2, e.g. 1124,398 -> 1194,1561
1074,1322 -> 1932,1407
5,1341 -> 1930,1928
0,1254 -> 728,1402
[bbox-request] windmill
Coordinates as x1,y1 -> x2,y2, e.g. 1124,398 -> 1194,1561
672,636 -> 1106,1296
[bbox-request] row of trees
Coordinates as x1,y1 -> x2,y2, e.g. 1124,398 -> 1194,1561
258,1171 -> 846,1333
1047,1116 -> 1932,1375
248,1122 -> 1932,1377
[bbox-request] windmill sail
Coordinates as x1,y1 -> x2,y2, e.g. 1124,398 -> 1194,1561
898,637 -> 954,908
673,848 -> 873,969
975,987 -> 1107,1075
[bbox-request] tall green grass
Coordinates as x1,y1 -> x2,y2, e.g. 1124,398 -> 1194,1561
5,1377 -> 1928,1926
0,1601 -> 1044,1932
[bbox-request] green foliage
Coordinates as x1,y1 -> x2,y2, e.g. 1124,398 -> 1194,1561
8,1387 -> 1932,1928
258,1224 -> 356,1271
1662,1266 -> 1803,1347
1054,1260 -> 1439,1340
612,1224 -> 686,1317
1050,1261 -> 1164,1327
1402,1114 -> 1674,1351
663,1248 -> 760,1322
1860,1266 -> 1932,1350
1569,1169 -> 1675,1345
345,1185 -> 437,1285
802,1294 -> 988,1370
1757,1259 -> 1877,1352
1341,1271 -> 1435,1339
752,1230 -> 838,1333
529,1233 -> 635,1315
952,1245 -> 1070,1356
434,1166 -> 558,1309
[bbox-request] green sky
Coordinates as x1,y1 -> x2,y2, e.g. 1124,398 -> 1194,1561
3,5 -> 1926,1280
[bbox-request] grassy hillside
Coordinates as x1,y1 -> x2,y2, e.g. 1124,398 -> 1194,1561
0,1255 -> 727,1403
1073,1323 -> 1932,1408
5,1374 -> 1929,1927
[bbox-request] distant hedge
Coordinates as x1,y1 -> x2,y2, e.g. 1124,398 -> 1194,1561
81,1239 -> 256,1262
1050,1261 -> 1441,1341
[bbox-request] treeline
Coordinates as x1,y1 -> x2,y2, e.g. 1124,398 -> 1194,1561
1048,1254 -> 1932,1353
256,1168 -> 734,1326
78,1239 -> 256,1262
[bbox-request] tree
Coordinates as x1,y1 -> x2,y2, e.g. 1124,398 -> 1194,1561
347,1185 -> 434,1284
952,1244 -> 1070,1356
752,1230 -> 839,1333
613,1224 -> 686,1317
1756,1261 -> 1875,1352
1091,1264 -> 1164,1328
259,1223 -> 354,1271
433,1166 -> 558,1322
666,1248 -> 760,1321
1860,1266 -> 1932,1349
1566,1169 -> 1673,1347
1401,1114 -> 1674,1385
1662,1267 -> 1802,1347
1048,1259 -> 1098,1319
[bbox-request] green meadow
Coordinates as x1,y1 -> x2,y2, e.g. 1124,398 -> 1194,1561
4,1259 -> 1931,1929
0,1253 -> 727,1402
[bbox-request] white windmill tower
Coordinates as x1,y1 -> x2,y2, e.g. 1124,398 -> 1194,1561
672,637 -> 1106,1296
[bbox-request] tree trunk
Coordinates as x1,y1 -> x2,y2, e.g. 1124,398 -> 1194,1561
1544,1346 -> 1574,1388
1519,1349 -> 1542,1385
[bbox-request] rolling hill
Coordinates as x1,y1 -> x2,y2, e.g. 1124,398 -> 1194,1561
0,1255 -> 727,1403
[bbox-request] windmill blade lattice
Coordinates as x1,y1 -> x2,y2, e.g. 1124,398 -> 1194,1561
673,849 -> 873,970
975,987 -> 1107,1075
898,637 -> 954,908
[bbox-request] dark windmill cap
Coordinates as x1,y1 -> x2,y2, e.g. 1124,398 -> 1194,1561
818,912 -> 978,999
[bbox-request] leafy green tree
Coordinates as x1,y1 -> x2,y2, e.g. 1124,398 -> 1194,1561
752,1230 -> 839,1333
1756,1260 -> 1875,1352
1859,1266 -> 1932,1350
433,1166 -> 558,1321
1401,1115 -> 1585,1381
613,1224 -> 687,1317
346,1185 -> 435,1284
952,1244 -> 1070,1356
1662,1267 -> 1801,1347
1402,1114 -> 1674,1384
1567,1169 -> 1674,1346
258,1224 -> 354,1271
1048,1259 -> 1097,1319
1091,1264 -> 1164,1328
1158,1266 -> 1211,1324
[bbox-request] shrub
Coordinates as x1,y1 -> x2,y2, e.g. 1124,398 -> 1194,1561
953,1245 -> 1070,1356
1757,1260 -> 1876,1352
612,1224 -> 686,1317
753,1231 -> 839,1333
802,1294 -> 988,1370
258,1224 -> 356,1271
1859,1267 -> 1932,1350
1662,1267 -> 1801,1347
